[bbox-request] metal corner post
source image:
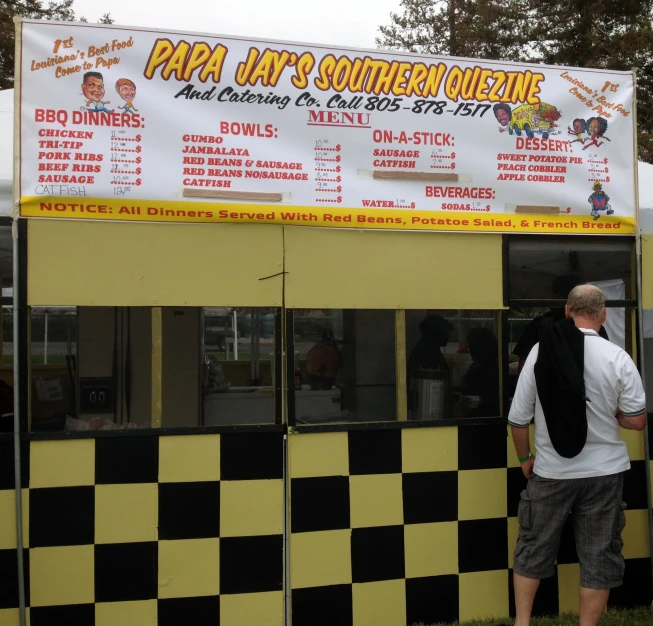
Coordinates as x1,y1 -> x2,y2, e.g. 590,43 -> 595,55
12,15 -> 27,626
12,218 -> 26,626
631,68 -> 653,606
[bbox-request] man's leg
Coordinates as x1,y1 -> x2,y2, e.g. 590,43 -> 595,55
512,476 -> 573,626
573,473 -> 625,626
513,573 -> 540,626
579,587 -> 609,626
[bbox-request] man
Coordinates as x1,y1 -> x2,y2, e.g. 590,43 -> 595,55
81,72 -> 111,113
505,284 -> 646,626
513,275 -> 609,373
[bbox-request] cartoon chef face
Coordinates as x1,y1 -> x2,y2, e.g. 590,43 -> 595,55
82,73 -> 105,102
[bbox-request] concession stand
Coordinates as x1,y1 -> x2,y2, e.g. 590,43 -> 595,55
0,18 -> 651,626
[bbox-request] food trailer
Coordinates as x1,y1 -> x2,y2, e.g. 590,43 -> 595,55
0,17 -> 651,626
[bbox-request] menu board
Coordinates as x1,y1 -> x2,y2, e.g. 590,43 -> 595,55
17,20 -> 637,234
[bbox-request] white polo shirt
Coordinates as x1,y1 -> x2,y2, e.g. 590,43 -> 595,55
508,328 -> 646,479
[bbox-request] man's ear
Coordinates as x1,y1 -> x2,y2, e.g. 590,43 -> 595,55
600,308 -> 607,325
565,305 -> 571,319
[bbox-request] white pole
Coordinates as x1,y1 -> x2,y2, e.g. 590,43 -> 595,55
43,310 -> 48,365
233,310 -> 239,361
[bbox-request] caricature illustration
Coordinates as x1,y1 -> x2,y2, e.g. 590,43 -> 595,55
583,116 -> 610,150
115,78 -> 138,114
493,103 -> 512,133
493,102 -> 561,139
568,118 -> 587,145
81,71 -> 111,112
588,182 -> 613,220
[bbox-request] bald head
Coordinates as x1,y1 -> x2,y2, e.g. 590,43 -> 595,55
566,284 -> 606,324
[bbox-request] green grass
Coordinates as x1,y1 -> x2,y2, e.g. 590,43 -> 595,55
415,607 -> 652,626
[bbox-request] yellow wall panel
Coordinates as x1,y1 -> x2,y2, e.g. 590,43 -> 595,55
95,484 -> 158,544
95,600 -> 157,626
0,609 -> 21,626
30,440 -> 95,488
0,490 -> 28,550
458,469 -> 507,521
290,530 -> 352,589
30,545 -> 94,607
220,479 -> 284,537
27,220 -> 284,306
557,564 -> 580,613
158,538 -> 220,599
284,228 -> 503,309
404,522 -> 458,578
158,435 -> 221,483
349,474 -> 403,528
220,591 -> 283,626
458,570 -> 509,622
289,432 -> 349,478
402,427 -> 458,473
622,509 -> 651,559
352,580 -> 406,626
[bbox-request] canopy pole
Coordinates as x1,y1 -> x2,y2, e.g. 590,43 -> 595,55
631,68 -> 653,607
12,218 -> 26,626
12,16 -> 27,626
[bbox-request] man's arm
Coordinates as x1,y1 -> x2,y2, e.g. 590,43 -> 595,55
508,347 -> 538,478
616,409 -> 647,432
617,356 -> 647,432
511,425 -> 535,478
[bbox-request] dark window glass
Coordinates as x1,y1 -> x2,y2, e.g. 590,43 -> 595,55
30,306 -> 78,432
29,305 -> 278,432
292,309 -> 396,424
406,310 -> 500,420
508,238 -> 633,301
202,307 -> 277,426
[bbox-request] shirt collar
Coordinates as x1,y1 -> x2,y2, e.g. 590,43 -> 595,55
577,327 -> 599,336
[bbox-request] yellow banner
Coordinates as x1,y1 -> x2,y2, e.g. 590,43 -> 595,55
20,196 -> 635,234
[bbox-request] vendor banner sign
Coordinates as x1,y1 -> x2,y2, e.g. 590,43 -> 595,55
16,20 -> 637,234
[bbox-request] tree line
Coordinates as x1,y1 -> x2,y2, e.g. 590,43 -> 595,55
1,1 -> 112,90
378,0 -> 653,162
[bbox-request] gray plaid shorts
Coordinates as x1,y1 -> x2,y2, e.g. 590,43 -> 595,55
513,472 -> 626,589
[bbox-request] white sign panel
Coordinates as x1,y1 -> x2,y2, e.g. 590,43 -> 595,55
17,20 -> 637,234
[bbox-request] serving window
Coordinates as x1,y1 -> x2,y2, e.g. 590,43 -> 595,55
28,305 -> 281,432
505,235 -> 638,404
290,309 -> 397,424
288,308 -> 504,425
406,309 -> 501,421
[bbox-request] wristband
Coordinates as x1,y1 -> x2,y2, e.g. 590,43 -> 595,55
518,452 -> 532,463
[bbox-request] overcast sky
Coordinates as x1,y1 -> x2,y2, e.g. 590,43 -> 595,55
72,0 -> 401,49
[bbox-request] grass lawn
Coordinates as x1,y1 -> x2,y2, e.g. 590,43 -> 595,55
417,607 -> 652,626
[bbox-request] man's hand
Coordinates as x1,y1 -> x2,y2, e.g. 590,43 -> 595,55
521,455 -> 535,479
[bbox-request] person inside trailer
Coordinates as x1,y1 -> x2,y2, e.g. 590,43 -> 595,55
461,327 -> 500,417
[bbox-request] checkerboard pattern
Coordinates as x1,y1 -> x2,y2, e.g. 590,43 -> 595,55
0,424 -> 650,626
0,431 -> 285,626
288,424 -> 653,626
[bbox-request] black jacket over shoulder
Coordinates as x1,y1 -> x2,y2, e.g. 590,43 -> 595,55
534,316 -> 588,458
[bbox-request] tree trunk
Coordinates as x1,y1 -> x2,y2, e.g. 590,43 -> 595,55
449,0 -> 457,56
